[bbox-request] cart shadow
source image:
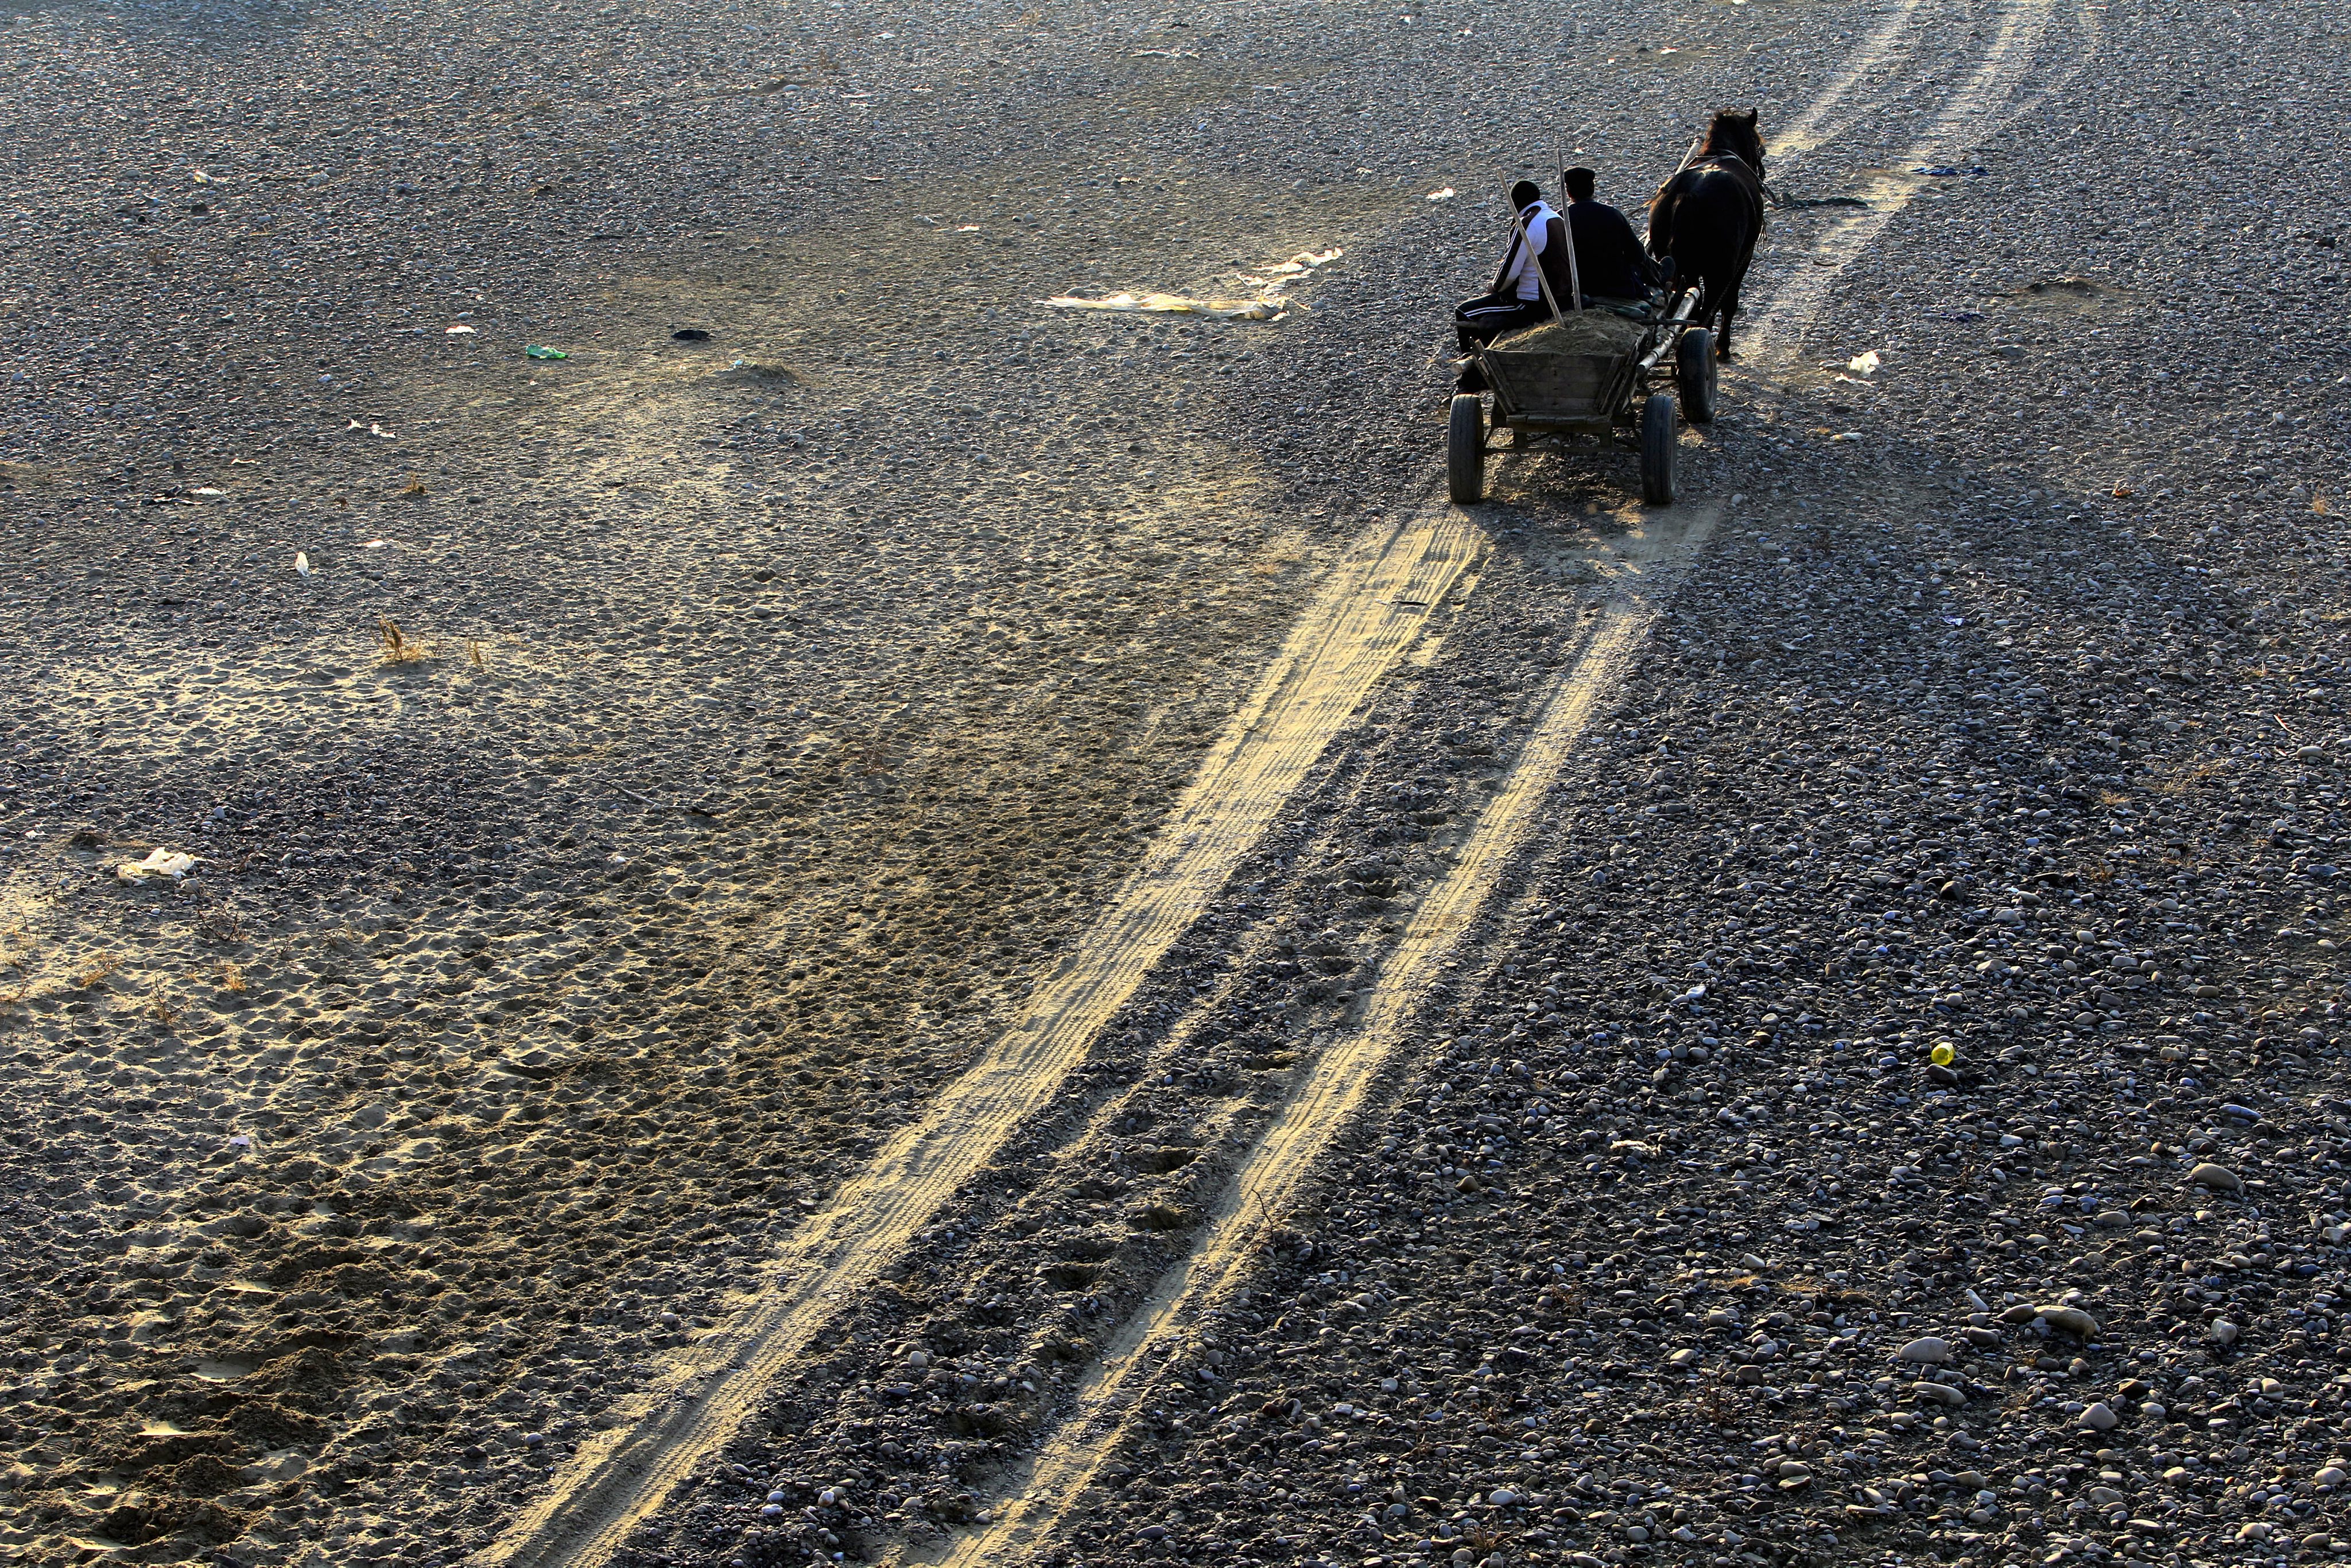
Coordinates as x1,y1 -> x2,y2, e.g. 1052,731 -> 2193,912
1634,400 -> 2297,945
1477,432 -> 1663,513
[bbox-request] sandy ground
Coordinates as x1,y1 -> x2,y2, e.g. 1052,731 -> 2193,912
2,0 -> 2348,1565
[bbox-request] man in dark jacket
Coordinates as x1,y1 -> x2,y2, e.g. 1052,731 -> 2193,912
1559,165 -> 1664,304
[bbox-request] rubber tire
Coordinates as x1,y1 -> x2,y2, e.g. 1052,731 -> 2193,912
1639,392 -> 1678,507
1677,328 -> 1718,424
1447,394 -> 1485,504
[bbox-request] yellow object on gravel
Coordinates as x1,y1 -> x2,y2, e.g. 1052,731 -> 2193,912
1043,292 -> 1293,321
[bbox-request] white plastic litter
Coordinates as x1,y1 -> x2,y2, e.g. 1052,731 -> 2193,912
1044,292 -> 1291,321
1261,247 -> 1343,278
360,539 -> 388,549
1846,350 -> 1881,375
445,324 -> 477,335
295,552 -> 313,577
1426,187 -> 1456,201
117,848 -> 199,883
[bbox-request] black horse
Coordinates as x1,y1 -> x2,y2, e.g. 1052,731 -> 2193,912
1647,108 -> 1767,360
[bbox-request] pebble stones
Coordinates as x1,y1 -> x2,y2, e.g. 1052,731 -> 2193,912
13,0 -> 2351,1563
2077,1401 -> 2121,1432
2034,1304 -> 2101,1338
2189,1161 -> 2246,1193
1898,1335 -> 1954,1364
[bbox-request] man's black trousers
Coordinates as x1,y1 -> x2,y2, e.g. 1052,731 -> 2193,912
1453,292 -> 1550,352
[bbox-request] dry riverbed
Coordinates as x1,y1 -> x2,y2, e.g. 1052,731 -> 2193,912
2,0 -> 2348,1565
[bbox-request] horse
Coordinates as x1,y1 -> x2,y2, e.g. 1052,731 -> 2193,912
1647,108 -> 1767,360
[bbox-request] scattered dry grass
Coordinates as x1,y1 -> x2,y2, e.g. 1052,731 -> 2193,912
149,991 -> 184,1028
0,459 -> 63,491
73,952 -> 123,989
0,941 -> 31,1004
401,476 -> 428,496
467,637 -> 487,669
2155,759 -> 2232,795
194,906 -> 247,945
214,960 -> 246,993
378,616 -> 432,664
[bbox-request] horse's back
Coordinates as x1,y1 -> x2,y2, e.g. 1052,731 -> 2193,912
1675,160 -> 1763,223
1655,163 -> 1762,263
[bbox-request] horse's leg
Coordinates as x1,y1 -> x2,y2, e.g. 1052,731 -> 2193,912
1718,225 -> 1759,360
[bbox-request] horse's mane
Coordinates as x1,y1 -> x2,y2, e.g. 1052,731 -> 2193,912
1651,107 -> 1764,213
1697,107 -> 1760,159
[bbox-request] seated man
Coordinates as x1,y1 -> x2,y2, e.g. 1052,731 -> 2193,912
1559,164 -> 1665,305
1452,180 -> 1567,368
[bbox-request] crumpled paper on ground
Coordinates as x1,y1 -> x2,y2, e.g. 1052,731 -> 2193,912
117,848 -> 198,883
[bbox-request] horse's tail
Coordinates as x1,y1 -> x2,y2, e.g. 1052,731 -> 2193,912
1646,169 -> 1686,257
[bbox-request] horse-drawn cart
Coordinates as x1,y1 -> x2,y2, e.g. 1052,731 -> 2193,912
1448,295 -> 1715,507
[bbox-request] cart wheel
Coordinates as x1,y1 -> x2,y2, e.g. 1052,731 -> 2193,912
1677,329 -> 1718,424
1447,394 -> 1485,505
1639,393 -> 1678,507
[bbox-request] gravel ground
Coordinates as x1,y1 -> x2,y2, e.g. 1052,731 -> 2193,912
3,0 -> 2348,1564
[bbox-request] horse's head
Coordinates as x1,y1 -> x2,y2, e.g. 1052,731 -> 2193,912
1708,107 -> 1766,182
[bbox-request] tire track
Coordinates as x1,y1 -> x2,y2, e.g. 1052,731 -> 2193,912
1764,0 -> 1934,169
924,506 -> 1717,1568
480,5 -> 2079,1560
474,499 -> 1483,1568
1744,0 -> 2061,363
920,5 -> 2067,1559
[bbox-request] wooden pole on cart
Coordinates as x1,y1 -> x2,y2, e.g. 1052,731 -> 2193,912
1503,195 -> 1569,326
1651,131 -> 1705,319
1552,139 -> 1586,312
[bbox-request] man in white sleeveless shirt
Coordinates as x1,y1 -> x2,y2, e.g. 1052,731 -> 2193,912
1450,180 -> 1569,390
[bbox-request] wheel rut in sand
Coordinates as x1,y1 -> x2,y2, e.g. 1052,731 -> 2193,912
1744,0 -> 2080,364
914,4 -> 2077,1558
919,506 -> 1718,1568
481,7 -> 2082,1561
473,499 -> 1483,1568
1763,0 -> 1933,168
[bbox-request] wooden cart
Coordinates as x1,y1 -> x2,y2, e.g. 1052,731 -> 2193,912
1448,294 -> 1716,507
